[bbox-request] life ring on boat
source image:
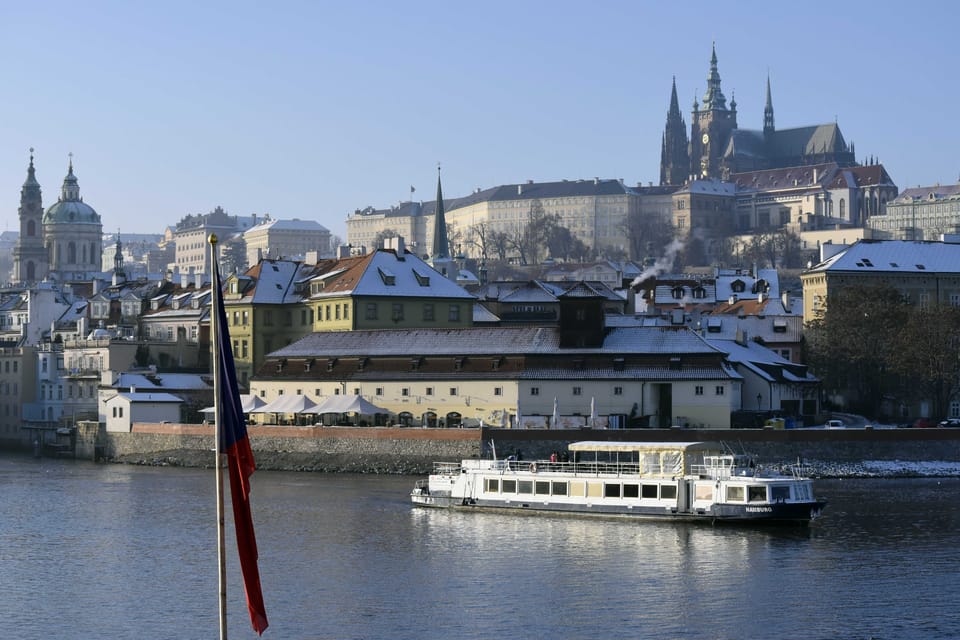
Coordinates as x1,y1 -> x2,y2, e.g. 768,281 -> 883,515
529,463 -> 538,473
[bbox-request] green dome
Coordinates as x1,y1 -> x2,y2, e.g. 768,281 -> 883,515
43,199 -> 100,224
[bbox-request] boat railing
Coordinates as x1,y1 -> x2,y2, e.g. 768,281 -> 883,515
432,461 -> 462,474
496,459 -> 644,477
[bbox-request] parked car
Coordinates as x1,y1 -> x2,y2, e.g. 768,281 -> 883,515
938,418 -> 960,428
824,419 -> 845,429
913,417 -> 936,428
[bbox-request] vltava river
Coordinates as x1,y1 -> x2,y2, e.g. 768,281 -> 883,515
2,453 -> 958,640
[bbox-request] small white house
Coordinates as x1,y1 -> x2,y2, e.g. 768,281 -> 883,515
103,392 -> 183,433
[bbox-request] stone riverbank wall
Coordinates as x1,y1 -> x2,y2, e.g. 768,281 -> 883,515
75,422 -> 960,476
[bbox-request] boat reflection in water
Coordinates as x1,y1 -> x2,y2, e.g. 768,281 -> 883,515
412,441 -> 826,524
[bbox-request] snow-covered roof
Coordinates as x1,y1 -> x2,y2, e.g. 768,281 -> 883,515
270,325 -> 723,358
806,239 -> 960,274
113,392 -> 183,403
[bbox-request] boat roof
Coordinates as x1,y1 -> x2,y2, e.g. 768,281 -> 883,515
568,441 -> 722,453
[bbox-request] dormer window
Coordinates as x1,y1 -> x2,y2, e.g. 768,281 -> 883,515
326,358 -> 337,372
454,357 -> 465,371
671,287 -> 684,300
731,280 -> 745,293
377,267 -> 396,285
692,286 -> 706,299
413,269 -> 431,287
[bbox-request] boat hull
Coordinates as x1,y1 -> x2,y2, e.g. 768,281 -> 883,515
412,492 -> 826,524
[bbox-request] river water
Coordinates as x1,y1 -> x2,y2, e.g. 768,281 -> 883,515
2,453 -> 958,640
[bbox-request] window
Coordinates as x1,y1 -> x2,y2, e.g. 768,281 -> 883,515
264,310 -> 273,326
401,388 -> 410,397
375,387 -> 384,396
613,386 -> 623,396
530,387 -> 540,396
494,387 -> 503,396
448,305 -> 460,322
425,387 -> 434,396
715,386 -> 725,395
572,386 -> 582,396
449,387 -> 458,396
366,303 -> 377,320
695,386 -> 704,396
392,303 -> 404,322
242,311 -> 249,325
726,486 -> 745,502
423,303 -> 434,321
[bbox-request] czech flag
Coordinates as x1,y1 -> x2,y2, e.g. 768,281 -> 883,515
214,261 -> 269,635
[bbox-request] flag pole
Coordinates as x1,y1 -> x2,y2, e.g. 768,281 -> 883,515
210,233 -> 229,640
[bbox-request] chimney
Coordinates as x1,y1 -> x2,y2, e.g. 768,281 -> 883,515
729,294 -> 737,305
180,273 -> 188,288
195,272 -> 203,288
517,184 -> 523,195
782,291 -> 790,309
758,292 -> 764,304
337,245 -> 351,259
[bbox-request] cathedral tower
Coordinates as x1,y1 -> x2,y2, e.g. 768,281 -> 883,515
659,77 -> 690,187
689,43 -> 737,179
13,150 -> 49,283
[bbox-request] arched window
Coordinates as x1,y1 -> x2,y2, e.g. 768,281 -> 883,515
839,199 -> 845,219
27,220 -> 35,237
82,243 -> 87,264
90,243 -> 97,265
68,242 -> 77,264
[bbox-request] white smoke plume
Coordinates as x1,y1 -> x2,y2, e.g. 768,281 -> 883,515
631,238 -> 685,287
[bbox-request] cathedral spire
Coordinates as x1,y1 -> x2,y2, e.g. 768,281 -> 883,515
659,76 -> 690,186
431,164 -> 449,260
764,73 -> 775,136
701,42 -> 727,110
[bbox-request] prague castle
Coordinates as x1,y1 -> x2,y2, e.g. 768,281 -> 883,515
660,44 -> 856,186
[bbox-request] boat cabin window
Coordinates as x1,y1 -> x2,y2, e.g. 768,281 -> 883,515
535,481 -> 551,495
551,481 -> 568,496
623,484 -> 639,498
770,485 -> 790,502
518,480 -> 534,495
502,479 -> 517,493
748,486 -> 767,502
726,486 -> 745,502
660,485 -> 677,500
604,483 -> 621,498
641,484 -> 658,499
486,478 -> 499,493
695,485 -> 713,501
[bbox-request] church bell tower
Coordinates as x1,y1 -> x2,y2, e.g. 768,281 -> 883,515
13,149 -> 49,283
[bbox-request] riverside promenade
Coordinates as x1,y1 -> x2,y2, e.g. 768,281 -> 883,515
73,421 -> 960,477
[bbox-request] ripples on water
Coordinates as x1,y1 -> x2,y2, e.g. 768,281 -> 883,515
2,455 -> 958,640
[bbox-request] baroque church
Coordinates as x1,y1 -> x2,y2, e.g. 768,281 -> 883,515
13,153 -> 103,284
660,44 -> 856,186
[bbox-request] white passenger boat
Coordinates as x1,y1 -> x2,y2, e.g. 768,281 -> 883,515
411,441 -> 826,524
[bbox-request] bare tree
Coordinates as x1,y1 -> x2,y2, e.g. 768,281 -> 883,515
623,211 -> 674,262
507,199 -> 559,265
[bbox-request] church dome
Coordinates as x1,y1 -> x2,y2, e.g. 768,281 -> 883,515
42,160 -> 101,225
43,199 -> 100,224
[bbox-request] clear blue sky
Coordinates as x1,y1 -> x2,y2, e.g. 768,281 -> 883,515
0,1 -> 955,240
